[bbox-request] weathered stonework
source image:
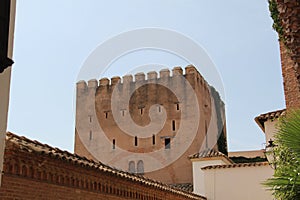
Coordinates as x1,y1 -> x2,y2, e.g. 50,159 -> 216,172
273,0 -> 300,109
75,65 -> 227,184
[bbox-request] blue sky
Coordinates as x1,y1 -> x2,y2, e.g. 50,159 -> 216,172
8,1 -> 285,152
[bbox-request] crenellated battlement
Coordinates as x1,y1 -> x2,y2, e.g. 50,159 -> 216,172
77,65 -> 208,89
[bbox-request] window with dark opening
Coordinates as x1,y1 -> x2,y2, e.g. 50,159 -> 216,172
112,139 -> 116,149
122,110 -> 125,116
89,115 -> 92,122
105,112 -> 108,119
134,136 -> 138,146
140,108 -> 143,115
152,134 -> 155,145
165,138 -> 171,149
172,120 -> 176,131
158,106 -> 161,112
89,131 -> 92,140
176,103 -> 180,110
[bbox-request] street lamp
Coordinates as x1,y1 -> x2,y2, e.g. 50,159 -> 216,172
264,139 -> 277,169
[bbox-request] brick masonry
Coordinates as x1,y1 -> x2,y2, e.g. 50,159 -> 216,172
275,0 -> 300,109
75,66 -> 227,184
0,133 -> 205,200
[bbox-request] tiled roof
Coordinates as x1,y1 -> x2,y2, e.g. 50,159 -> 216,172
201,162 -> 269,170
254,109 -> 286,132
189,149 -> 233,164
6,132 -> 206,200
169,183 -> 193,192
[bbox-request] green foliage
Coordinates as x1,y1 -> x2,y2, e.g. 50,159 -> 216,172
268,0 -> 284,41
264,110 -> 300,200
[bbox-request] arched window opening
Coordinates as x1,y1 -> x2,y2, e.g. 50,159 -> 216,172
128,161 -> 135,173
137,160 -> 144,175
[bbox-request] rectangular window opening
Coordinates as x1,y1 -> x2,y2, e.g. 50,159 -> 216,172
122,110 -> 125,116
172,120 -> 176,131
165,138 -> 171,149
152,135 -> 155,145
176,103 -> 180,110
158,106 -> 161,112
112,139 -> 116,149
140,108 -> 143,115
105,112 -> 108,119
134,136 -> 138,146
89,115 -> 92,123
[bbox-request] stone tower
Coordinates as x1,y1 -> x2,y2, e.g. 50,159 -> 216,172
74,65 -> 227,184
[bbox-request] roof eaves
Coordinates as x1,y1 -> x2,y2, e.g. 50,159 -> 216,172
254,108 -> 286,133
6,132 -> 206,200
201,162 -> 269,170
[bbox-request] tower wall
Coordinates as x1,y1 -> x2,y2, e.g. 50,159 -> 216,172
75,65 -> 226,184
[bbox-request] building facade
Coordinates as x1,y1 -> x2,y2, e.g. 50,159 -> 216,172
0,132 -> 205,200
75,65 -> 227,184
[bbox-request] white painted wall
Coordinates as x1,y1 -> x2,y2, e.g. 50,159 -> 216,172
192,158 -> 229,196
264,120 -> 278,143
0,0 -> 16,186
204,165 -> 273,200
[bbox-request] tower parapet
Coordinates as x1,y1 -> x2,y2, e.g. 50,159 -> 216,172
135,72 -> 146,82
99,78 -> 109,86
172,67 -> 183,76
76,65 -> 209,91
88,79 -> 98,88
111,76 -> 121,85
159,69 -> 170,78
147,71 -> 158,80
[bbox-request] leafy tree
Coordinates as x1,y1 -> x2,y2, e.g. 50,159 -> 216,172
264,110 -> 300,199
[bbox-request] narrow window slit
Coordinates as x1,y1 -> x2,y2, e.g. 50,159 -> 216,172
89,131 -> 92,140
134,136 -> 138,146
112,139 -> 115,149
152,134 -> 155,145
176,103 -> 180,110
172,120 -> 176,131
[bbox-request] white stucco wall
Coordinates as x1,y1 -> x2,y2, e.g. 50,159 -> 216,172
264,120 -> 278,143
0,0 -> 16,186
192,158 -> 229,196
203,165 -> 273,200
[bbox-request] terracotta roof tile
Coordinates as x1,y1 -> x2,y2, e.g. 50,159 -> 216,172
169,183 -> 193,192
189,149 -> 233,164
254,109 -> 286,132
201,162 -> 269,170
6,132 -> 205,200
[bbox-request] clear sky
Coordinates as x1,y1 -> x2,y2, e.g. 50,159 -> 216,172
8,0 -> 285,152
